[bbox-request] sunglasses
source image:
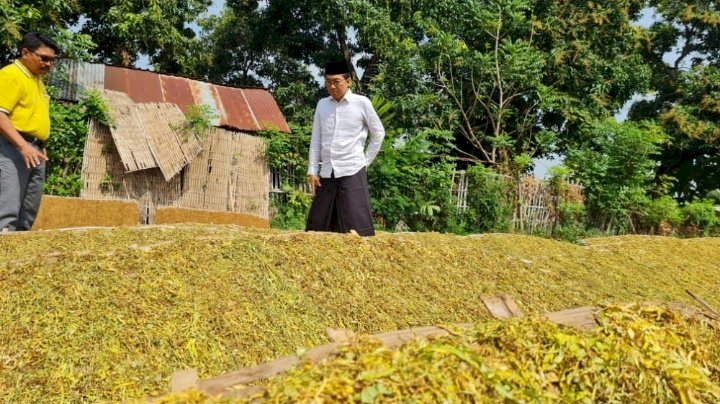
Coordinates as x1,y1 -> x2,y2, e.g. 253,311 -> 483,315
31,50 -> 58,64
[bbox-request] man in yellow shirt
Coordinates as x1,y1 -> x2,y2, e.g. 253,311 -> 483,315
0,32 -> 59,231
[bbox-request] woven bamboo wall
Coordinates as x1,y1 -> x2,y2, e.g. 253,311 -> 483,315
134,102 -> 203,180
81,121 -> 269,223
104,91 -> 157,172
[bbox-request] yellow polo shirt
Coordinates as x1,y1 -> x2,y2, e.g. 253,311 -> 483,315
0,60 -> 51,142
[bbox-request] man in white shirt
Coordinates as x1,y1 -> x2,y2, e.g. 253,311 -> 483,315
306,60 -> 386,236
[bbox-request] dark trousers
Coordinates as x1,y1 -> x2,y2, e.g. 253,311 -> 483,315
306,167 -> 375,236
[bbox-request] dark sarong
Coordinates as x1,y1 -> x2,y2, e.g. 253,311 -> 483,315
305,167 -> 375,236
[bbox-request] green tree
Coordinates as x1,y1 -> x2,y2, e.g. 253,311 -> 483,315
77,0 -> 211,71
630,1 -> 720,201
0,0 -> 92,64
564,119 -> 666,233
343,0 -> 649,174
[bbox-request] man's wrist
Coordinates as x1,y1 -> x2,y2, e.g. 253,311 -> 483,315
17,140 -> 30,151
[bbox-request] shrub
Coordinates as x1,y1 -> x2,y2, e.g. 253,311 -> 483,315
681,199 -> 719,236
270,185 -> 312,230
463,165 -> 513,233
565,120 -> 664,233
641,196 -> 682,235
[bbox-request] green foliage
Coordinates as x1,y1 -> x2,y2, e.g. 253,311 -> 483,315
641,196 -> 682,234
15,0 -> 718,237
654,66 -> 720,201
368,96 -> 454,231
257,125 -> 312,230
565,120 -> 666,233
0,0 -> 85,64
551,201 -> 587,243
258,127 -> 310,175
46,90 -> 111,196
270,186 -> 312,230
78,0 -> 211,72
460,165 -> 514,234
630,1 -> 720,202
681,200 -> 719,236
706,189 -> 720,205
173,104 -> 216,142
368,128 -> 456,232
50,28 -> 97,62
345,0 -> 649,176
99,173 -> 121,194
81,89 -> 112,126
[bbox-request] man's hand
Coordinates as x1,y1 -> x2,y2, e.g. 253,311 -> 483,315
19,143 -> 47,168
307,175 -> 321,195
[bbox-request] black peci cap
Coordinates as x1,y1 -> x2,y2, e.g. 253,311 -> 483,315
324,60 -> 350,75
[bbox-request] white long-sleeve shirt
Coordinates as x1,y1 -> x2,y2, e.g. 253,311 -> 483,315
307,90 -> 385,178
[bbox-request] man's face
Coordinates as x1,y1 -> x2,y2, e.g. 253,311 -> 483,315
20,45 -> 57,76
325,74 -> 350,101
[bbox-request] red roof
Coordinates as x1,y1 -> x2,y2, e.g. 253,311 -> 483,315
53,60 -> 290,133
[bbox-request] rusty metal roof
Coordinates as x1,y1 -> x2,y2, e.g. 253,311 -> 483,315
52,60 -> 290,133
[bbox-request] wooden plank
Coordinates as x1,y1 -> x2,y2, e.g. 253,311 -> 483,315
686,289 -> 720,320
170,368 -> 198,392
543,306 -> 598,330
199,355 -> 301,396
481,294 -> 524,319
325,328 -> 356,344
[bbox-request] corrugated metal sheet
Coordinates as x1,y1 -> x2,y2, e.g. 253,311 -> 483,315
105,66 -> 165,104
243,89 -> 291,132
50,59 -> 80,101
77,62 -> 106,93
54,61 -> 289,133
189,80 -> 223,127
52,60 -> 105,100
160,75 -> 194,114
214,85 -> 260,132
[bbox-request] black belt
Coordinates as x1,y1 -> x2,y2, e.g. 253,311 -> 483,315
20,133 -> 45,148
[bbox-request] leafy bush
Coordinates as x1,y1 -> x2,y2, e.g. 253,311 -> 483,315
565,120 -> 665,233
172,103 -> 217,142
258,125 -> 310,181
681,199 -> 719,236
270,185 -> 312,230
640,196 -> 682,234
462,165 -> 513,233
551,201 -> 586,242
369,128 -> 456,232
46,90 -> 110,196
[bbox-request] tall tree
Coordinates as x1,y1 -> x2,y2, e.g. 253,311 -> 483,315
0,0 -> 86,63
630,0 -> 720,201
345,0 -> 649,174
77,0 -> 211,72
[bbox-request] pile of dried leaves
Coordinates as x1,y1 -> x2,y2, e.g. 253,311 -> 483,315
260,304 -> 720,403
160,305 -> 720,403
1,226 -> 719,402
